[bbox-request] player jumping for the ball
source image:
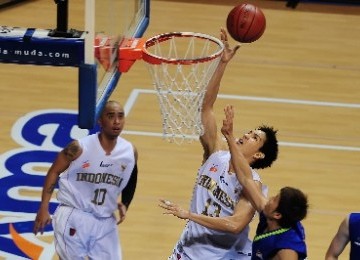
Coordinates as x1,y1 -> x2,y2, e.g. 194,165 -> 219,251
159,28 -> 279,260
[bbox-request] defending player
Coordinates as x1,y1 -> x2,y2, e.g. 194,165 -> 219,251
33,100 -> 138,259
221,104 -> 308,259
159,29 -> 279,259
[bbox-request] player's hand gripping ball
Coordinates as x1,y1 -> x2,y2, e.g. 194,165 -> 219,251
226,3 -> 266,43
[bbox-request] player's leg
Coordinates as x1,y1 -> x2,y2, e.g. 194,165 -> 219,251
87,216 -> 122,260
52,205 -> 88,259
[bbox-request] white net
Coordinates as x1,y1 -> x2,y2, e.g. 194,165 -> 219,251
144,32 -> 224,144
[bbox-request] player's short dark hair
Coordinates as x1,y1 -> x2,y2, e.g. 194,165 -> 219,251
276,187 -> 309,228
251,125 -> 278,169
100,100 -> 122,116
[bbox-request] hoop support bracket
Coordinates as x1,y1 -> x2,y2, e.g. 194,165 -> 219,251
118,38 -> 145,72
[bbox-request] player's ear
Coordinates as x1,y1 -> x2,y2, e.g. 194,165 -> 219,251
273,211 -> 282,220
254,152 -> 265,160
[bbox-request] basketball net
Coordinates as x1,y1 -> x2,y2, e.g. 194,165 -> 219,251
119,32 -> 224,144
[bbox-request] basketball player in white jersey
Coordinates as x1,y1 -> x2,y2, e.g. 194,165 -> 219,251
159,29 -> 279,259
33,100 -> 138,260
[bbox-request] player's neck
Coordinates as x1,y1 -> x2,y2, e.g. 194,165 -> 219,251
266,219 -> 281,231
98,133 -> 117,155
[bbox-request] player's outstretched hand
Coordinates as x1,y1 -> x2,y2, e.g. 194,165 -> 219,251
221,105 -> 235,139
220,28 -> 241,63
33,207 -> 52,235
117,202 -> 127,224
159,199 -> 190,220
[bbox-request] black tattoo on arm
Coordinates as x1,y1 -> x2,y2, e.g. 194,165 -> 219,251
63,141 -> 80,160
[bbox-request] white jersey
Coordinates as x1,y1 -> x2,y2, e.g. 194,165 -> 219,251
171,150 -> 263,260
57,133 -> 135,218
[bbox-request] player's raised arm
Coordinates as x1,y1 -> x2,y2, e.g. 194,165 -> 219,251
200,28 -> 241,158
221,105 -> 266,212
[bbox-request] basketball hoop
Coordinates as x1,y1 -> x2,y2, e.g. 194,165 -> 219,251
119,32 -> 224,144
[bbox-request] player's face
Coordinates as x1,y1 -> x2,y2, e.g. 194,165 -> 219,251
99,102 -> 125,138
264,193 -> 280,219
235,129 -> 266,158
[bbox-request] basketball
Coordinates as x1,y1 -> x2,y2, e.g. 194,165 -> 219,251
226,3 -> 266,43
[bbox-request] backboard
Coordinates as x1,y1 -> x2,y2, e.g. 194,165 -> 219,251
0,0 -> 149,129
79,0 -> 150,128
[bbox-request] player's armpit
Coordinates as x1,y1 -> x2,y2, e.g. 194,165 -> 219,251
275,248 -> 299,260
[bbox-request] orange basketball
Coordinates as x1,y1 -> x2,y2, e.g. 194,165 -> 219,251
226,3 -> 266,43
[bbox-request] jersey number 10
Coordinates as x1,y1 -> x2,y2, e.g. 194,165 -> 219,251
91,188 -> 107,205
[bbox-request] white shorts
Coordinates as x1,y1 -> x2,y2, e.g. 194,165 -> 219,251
168,241 -> 252,260
52,205 -> 121,260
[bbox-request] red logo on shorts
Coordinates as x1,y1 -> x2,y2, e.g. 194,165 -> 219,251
69,228 -> 76,236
